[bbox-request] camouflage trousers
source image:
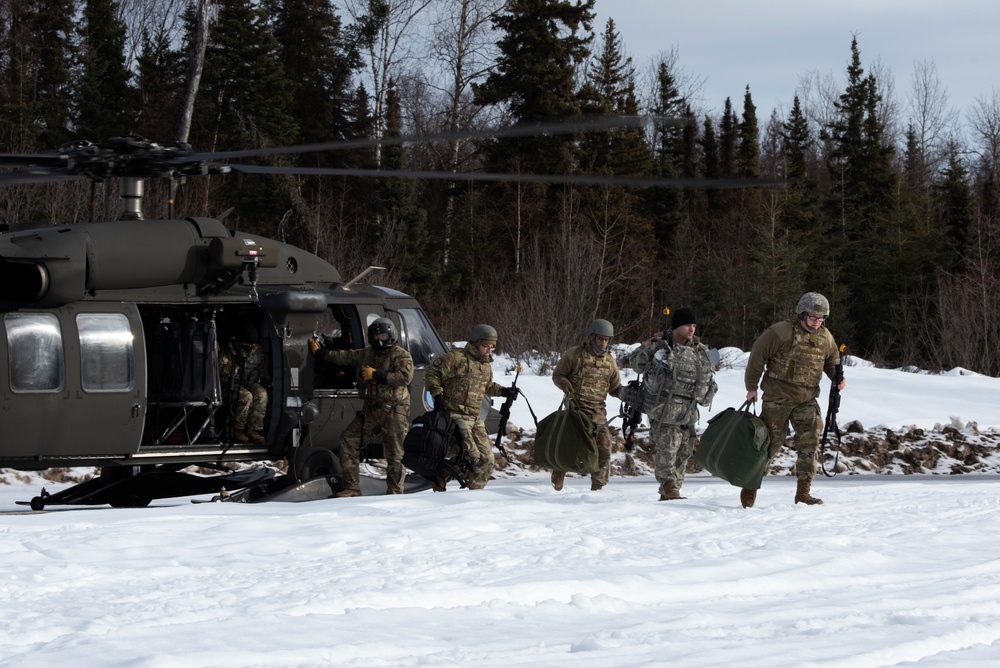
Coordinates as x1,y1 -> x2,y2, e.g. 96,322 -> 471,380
229,383 -> 267,432
760,397 -> 822,480
450,415 -> 494,490
340,404 -> 408,493
650,420 -> 696,488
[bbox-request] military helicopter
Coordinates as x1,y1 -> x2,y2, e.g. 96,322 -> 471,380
0,120 -> 773,509
0,134 -> 509,508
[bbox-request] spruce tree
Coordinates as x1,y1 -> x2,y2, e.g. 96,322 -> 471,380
1,0 -> 76,148
269,0 -> 358,151
188,0 -> 298,232
935,143 -> 975,271
74,0 -> 137,139
822,37 -> 898,357
736,86 -> 760,178
576,18 -> 653,324
718,98 -> 738,178
644,59 -> 688,255
472,0 -> 595,177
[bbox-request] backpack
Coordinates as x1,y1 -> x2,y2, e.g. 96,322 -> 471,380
695,401 -> 770,490
533,399 -> 600,474
402,410 -> 461,479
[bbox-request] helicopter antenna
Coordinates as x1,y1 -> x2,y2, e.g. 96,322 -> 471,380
342,266 -> 386,291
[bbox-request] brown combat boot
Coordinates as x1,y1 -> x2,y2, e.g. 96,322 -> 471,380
432,472 -> 448,492
233,429 -> 250,444
335,487 -> 362,498
659,482 -> 683,500
551,471 -> 565,491
590,479 -> 605,491
740,488 -> 757,508
247,429 -> 266,444
794,478 -> 824,505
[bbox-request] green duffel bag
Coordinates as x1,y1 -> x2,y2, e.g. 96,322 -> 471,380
695,400 -> 770,490
533,399 -> 600,474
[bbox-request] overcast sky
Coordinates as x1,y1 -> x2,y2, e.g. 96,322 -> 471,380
594,0 -> 1000,122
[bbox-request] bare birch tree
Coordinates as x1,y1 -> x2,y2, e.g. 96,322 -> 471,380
423,0 -> 501,266
178,0 -> 213,144
907,58 -> 959,176
344,0 -> 434,166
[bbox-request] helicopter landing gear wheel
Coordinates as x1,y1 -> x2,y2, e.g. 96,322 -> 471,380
292,446 -> 342,484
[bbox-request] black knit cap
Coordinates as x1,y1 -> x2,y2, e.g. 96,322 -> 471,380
671,307 -> 697,329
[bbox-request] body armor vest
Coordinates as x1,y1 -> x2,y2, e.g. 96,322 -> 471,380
767,325 -> 827,388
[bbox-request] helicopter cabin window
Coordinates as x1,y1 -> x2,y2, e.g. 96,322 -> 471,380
77,313 -> 135,392
313,305 -> 364,390
5,313 -> 64,393
396,308 -> 447,366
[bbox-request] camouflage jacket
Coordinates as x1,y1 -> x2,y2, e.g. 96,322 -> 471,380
424,343 -> 503,419
745,319 -> 840,403
628,336 -> 717,426
219,340 -> 265,395
552,342 -> 622,424
317,344 -> 413,408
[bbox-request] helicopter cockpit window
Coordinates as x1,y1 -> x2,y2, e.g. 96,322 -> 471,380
396,308 -> 447,366
77,313 -> 135,392
5,313 -> 64,393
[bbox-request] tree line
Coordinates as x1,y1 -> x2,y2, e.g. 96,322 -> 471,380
3,0 -> 1000,374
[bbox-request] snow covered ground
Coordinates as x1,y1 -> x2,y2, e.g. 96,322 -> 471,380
2,346 -> 1000,666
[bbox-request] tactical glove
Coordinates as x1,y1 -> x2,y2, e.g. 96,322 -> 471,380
359,366 -> 376,382
308,338 -> 321,356
373,370 -> 389,384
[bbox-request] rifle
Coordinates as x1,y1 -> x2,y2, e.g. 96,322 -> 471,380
493,365 -> 521,460
619,379 -> 643,452
820,345 -> 846,477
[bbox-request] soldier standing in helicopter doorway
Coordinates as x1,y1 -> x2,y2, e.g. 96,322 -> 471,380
219,323 -> 268,444
309,318 -> 414,496
628,308 -> 718,501
551,319 -> 623,491
424,324 -> 515,490
744,292 -> 846,508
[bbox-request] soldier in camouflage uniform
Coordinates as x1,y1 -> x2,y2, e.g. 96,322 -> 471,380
309,317 -> 414,496
744,292 -> 846,508
424,324 -> 514,490
628,308 -> 718,501
219,323 -> 268,444
551,319 -> 623,491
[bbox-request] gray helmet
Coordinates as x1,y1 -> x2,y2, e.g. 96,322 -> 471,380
367,317 -> 397,349
587,319 -> 614,353
470,323 -> 497,345
587,318 -> 614,338
795,292 -> 830,317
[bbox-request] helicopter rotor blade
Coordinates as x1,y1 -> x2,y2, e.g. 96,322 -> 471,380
187,115 -> 670,162
0,153 -> 67,169
224,163 -> 782,190
0,171 -> 86,186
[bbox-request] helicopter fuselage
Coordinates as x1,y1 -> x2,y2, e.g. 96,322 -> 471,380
0,217 -> 448,478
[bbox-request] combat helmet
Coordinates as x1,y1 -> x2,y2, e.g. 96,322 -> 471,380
587,318 -> 614,353
470,323 -> 498,345
367,317 -> 397,350
795,292 -> 830,317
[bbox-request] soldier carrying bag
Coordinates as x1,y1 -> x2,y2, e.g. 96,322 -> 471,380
533,398 -> 600,474
695,400 -> 770,490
